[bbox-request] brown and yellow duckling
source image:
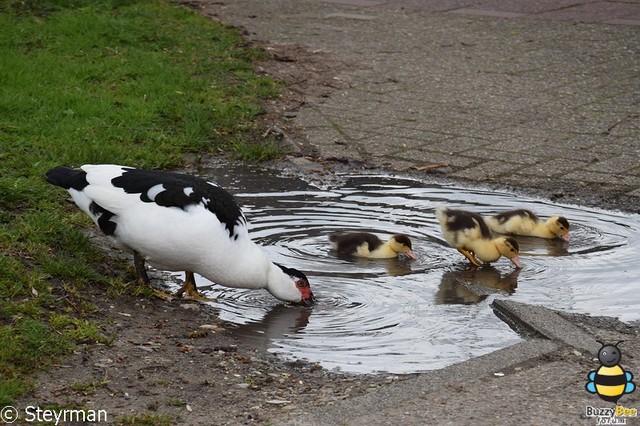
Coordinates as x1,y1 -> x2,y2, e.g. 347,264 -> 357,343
436,207 -> 522,268
485,209 -> 570,241
329,232 -> 417,259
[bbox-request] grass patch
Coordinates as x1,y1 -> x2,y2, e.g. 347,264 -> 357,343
0,0 -> 283,405
70,373 -> 110,396
164,398 -> 187,407
117,412 -> 175,426
233,138 -> 286,162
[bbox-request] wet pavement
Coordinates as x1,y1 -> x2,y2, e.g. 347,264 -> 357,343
196,1 -> 640,424
202,0 -> 640,213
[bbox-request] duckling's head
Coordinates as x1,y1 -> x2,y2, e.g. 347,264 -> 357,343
389,234 -> 418,259
496,236 -> 522,268
547,216 -> 570,241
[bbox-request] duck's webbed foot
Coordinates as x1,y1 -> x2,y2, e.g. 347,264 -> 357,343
457,247 -> 483,267
176,272 -> 211,302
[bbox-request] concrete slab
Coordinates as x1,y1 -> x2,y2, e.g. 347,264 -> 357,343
491,299 -> 600,354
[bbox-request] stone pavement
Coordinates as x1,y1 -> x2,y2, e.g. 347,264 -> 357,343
195,1 -> 640,424
202,0 -> 640,212
283,300 -> 640,426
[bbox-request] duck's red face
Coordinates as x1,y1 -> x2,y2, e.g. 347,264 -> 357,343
295,278 -> 316,306
274,264 -> 316,306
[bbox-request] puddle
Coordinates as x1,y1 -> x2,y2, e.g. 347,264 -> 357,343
165,165 -> 640,374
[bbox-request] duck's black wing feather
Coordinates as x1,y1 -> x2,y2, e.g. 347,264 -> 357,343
444,209 -> 493,240
492,209 -> 538,224
329,232 -> 383,254
111,167 -> 246,238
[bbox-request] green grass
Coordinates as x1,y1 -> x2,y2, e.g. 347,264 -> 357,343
69,374 -> 110,395
116,412 -> 175,426
0,0 -> 283,405
164,398 -> 187,407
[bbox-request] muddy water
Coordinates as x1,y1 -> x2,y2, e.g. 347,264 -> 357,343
167,166 -> 640,374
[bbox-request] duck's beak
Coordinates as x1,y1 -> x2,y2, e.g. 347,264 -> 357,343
300,292 -> 316,307
561,234 -> 570,242
404,250 -> 418,260
510,255 -> 523,269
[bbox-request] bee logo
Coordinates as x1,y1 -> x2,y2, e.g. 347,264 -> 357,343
586,340 -> 636,403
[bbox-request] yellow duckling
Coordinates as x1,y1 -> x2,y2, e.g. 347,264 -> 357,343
329,232 -> 417,259
485,209 -> 570,241
436,207 -> 522,268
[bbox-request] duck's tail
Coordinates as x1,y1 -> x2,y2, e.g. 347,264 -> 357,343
46,166 -> 88,190
328,233 -> 341,249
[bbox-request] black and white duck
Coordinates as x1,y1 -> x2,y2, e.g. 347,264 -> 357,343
46,164 -> 316,306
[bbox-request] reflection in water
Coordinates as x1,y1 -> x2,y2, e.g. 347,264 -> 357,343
436,266 -> 520,305
157,164 -> 640,374
331,251 -> 415,276
514,236 -> 571,257
233,305 -> 312,352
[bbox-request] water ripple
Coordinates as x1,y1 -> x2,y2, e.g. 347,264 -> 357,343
161,171 -> 640,374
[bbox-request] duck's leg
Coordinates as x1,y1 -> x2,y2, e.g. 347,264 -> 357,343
176,271 -> 211,301
457,248 -> 483,267
134,251 -> 151,285
133,251 -> 175,301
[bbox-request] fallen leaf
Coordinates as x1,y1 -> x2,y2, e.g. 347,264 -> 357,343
266,399 -> 291,405
414,162 -> 449,171
199,324 -> 222,330
187,330 -> 208,338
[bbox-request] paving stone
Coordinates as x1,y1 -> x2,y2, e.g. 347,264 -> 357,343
204,0 -> 640,213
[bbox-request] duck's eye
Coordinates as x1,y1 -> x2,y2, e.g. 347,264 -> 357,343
296,280 -> 306,288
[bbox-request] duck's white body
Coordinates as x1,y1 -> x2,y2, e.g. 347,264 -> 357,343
115,203 -> 272,287
46,164 -> 314,304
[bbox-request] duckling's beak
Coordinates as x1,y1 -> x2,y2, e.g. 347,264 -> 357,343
510,255 -> 523,269
561,234 -> 570,242
405,250 -> 418,260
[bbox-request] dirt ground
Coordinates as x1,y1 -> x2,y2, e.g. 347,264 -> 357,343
22,276 -> 400,425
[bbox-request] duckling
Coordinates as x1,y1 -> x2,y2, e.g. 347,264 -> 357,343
329,232 -> 417,259
435,207 -> 522,268
485,209 -> 570,241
